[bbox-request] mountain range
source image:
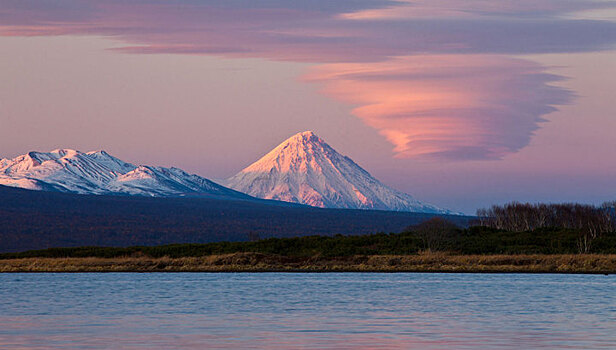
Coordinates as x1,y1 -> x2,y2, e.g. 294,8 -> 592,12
0,131 -> 453,214
0,149 -> 248,200
226,131 -> 451,214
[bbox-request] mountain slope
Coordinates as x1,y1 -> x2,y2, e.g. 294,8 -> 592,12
0,184 -> 470,253
226,131 -> 453,214
0,149 -> 249,199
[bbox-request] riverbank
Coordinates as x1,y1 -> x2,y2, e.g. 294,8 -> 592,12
1,252 -> 615,273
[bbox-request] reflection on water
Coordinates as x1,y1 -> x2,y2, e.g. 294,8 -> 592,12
0,273 -> 615,349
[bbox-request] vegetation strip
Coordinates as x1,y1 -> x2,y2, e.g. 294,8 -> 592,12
3,222 -> 616,260
1,253 -> 615,273
3,203 -> 615,273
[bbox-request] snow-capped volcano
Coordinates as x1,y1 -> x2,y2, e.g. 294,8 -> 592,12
226,131 -> 453,214
0,149 -> 248,199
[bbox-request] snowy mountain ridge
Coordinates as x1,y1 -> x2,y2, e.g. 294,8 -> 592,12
0,148 -> 248,199
2,135 -> 456,214
226,131 -> 454,214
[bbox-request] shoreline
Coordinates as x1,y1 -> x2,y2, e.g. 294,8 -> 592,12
1,253 -> 615,274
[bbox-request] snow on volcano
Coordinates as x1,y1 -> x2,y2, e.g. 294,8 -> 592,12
226,131 -> 454,214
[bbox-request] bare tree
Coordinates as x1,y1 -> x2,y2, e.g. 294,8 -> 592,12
476,201 -> 616,253
413,217 -> 458,251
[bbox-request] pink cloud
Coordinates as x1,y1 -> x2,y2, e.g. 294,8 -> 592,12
0,0 -> 612,159
340,0 -> 612,20
305,55 -> 572,159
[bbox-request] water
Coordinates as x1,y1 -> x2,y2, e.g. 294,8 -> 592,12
0,273 -> 615,349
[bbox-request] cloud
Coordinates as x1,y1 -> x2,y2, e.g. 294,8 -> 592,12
305,55 -> 573,159
339,0 -> 614,20
0,0 -> 613,159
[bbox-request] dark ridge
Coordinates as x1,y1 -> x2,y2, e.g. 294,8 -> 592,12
0,185 -> 470,253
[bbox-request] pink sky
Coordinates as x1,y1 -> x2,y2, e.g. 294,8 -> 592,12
0,1 -> 615,213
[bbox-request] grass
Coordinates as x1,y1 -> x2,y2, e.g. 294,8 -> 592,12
2,252 -> 615,273
3,227 -> 615,273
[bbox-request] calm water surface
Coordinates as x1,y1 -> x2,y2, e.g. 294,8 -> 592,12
0,273 -> 615,349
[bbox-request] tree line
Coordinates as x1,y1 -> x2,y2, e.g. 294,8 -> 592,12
475,202 -> 616,253
4,220 -> 616,259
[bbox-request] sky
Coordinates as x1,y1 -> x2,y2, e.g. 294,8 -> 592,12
0,0 -> 615,214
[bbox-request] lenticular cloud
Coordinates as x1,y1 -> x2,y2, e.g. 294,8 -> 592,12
0,0 -> 612,160
305,55 -> 573,160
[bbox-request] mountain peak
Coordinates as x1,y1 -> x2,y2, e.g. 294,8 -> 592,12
226,132 -> 453,214
241,130 -> 337,175
86,150 -> 109,156
293,130 -> 317,138
283,130 -> 322,145
0,148 -> 249,200
50,148 -> 80,157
